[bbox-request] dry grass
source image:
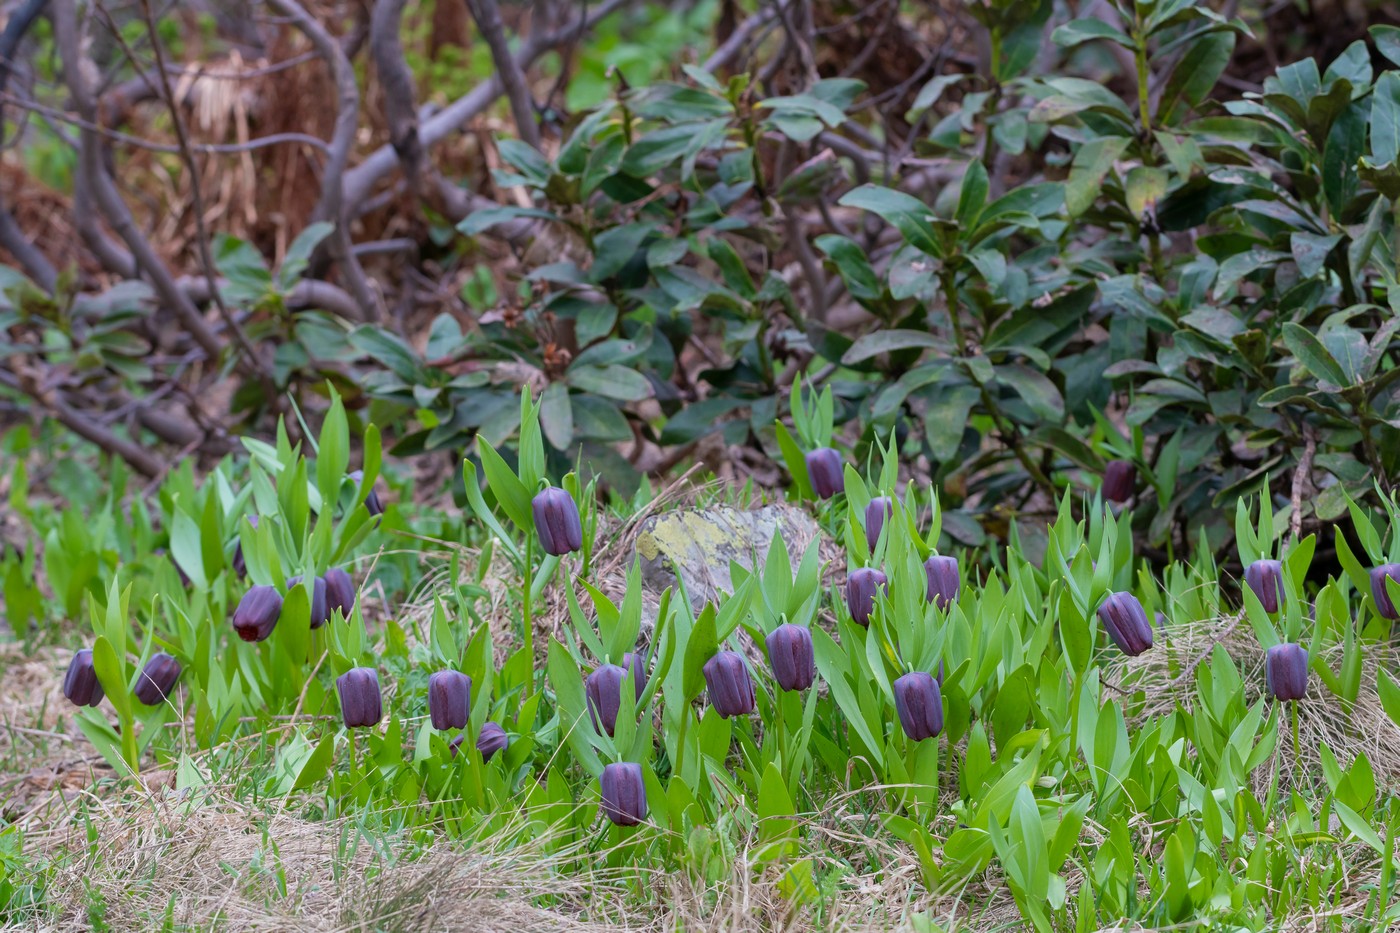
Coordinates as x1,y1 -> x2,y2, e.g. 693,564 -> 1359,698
1105,612 -> 1400,795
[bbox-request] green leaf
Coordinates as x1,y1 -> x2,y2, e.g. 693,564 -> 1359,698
956,161 -> 990,229
1052,19 -> 1133,48
1065,137 -> 1129,217
1379,667 -> 1400,728
567,364 -> 653,400
478,441 -> 532,533
1282,322 -> 1349,387
1372,72 -> 1400,167
1158,31 -> 1235,124
838,185 -> 942,257
539,382 -> 574,451
457,206 -> 558,236
815,235 -> 882,304
842,329 -> 943,365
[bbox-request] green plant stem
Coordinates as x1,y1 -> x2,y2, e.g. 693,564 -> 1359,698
1290,701 -> 1300,764
1133,28 -> 1151,137
523,537 -> 536,672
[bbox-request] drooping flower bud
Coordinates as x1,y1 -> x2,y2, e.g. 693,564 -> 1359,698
1102,460 -> 1135,503
846,567 -> 888,626
585,664 -> 626,736
337,667 -> 382,728
428,670 -> 472,730
1371,564 -> 1400,620
765,623 -> 815,692
63,648 -> 104,708
230,514 -> 259,578
1097,591 -> 1153,656
232,584 -> 283,642
323,567 -> 356,618
924,555 -> 960,609
476,721 -> 509,761
599,762 -> 648,826
349,470 -> 384,517
1244,559 -> 1283,614
804,447 -> 845,500
893,671 -> 943,741
702,650 -> 756,718
532,486 -> 583,556
622,652 -> 648,701
134,653 -> 181,706
287,575 -> 330,629
865,496 -> 894,552
1265,643 -> 1308,701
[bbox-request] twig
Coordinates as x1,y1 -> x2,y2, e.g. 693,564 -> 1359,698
1290,427 -> 1317,541
135,0 -> 277,397
266,0 -> 381,321
465,0 -> 541,149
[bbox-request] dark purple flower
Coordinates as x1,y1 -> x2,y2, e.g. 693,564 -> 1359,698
1265,643 -> 1308,701
599,761 -> 648,826
924,555 -> 960,609
865,497 -> 894,552
846,567 -> 887,626
133,653 -> 181,706
428,670 -> 472,730
1371,564 -> 1400,620
323,568 -> 356,618
532,486 -> 583,556
703,650 -> 756,718
766,623 -> 815,691
1244,559 -> 1283,614
804,447 -> 845,500
287,575 -> 330,629
63,648 -> 104,708
622,652 -> 648,701
349,470 -> 384,516
586,664 -> 626,736
893,671 -> 943,741
232,585 -> 283,642
337,667 -> 382,728
230,514 -> 259,578
1097,591 -> 1153,656
1102,460 -> 1135,503
475,721 -> 509,761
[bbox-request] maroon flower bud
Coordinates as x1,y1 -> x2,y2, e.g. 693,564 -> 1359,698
133,653 -> 181,706
1244,559 -> 1283,614
925,555 -> 960,609
622,652 -> 648,701
231,514 -> 259,578
337,667 -> 382,728
765,623 -> 816,691
865,496 -> 894,552
532,486 -> 583,556
1265,642 -> 1308,701
702,650 -> 756,718
476,721 -> 509,761
232,585 -> 283,642
599,761 -> 648,826
428,670 -> 472,730
893,671 -> 943,741
1097,591 -> 1153,656
586,664 -> 626,736
349,470 -> 384,516
846,567 -> 888,626
323,567 -> 356,618
1371,564 -> 1400,620
1102,460 -> 1135,502
804,447 -> 845,500
63,648 -> 104,708
287,575 -> 330,630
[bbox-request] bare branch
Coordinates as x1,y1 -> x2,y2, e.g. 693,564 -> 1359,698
465,0 -> 540,150
133,0 -> 278,397
0,200 -> 57,292
265,0 -> 381,321
342,0 -> 630,211
0,368 -> 166,478
370,0 -> 423,195
53,0 -> 223,357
